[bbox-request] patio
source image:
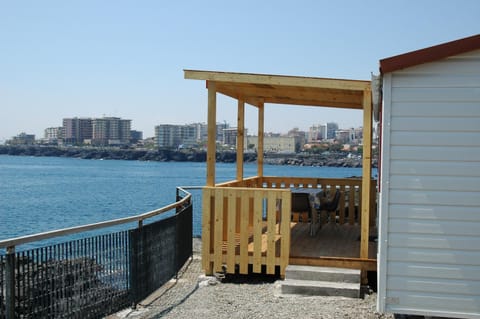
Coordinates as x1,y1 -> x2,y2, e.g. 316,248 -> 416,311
184,70 -> 376,281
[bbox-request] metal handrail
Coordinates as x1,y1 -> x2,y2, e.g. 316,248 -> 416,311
0,186 -> 193,249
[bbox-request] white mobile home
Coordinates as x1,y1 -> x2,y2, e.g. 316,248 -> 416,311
377,34 -> 480,318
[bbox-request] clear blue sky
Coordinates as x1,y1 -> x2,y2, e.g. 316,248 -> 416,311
1,0 -> 479,141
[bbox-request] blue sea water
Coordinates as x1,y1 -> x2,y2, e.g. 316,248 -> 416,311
0,155 -> 371,251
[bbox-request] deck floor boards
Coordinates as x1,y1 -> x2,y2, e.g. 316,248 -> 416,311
220,222 -> 377,260
290,222 -> 377,260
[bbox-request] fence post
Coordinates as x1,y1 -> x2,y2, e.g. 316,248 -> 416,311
5,246 -> 15,319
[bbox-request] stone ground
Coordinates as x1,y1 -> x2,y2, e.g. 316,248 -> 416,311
109,239 -> 394,319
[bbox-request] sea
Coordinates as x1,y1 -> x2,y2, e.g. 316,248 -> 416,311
0,155 -> 374,252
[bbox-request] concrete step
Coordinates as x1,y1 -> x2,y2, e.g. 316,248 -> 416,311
285,265 -> 360,283
280,278 -> 360,298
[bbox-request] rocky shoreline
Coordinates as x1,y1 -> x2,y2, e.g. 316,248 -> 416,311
0,145 -> 375,168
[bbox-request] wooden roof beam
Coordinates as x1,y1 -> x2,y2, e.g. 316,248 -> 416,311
185,69 -> 371,91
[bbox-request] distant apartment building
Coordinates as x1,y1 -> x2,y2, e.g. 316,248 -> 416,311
354,127 -> 363,141
308,122 -> 339,142
287,128 -> 307,147
245,135 -> 297,153
335,129 -> 351,144
43,127 -> 63,144
130,130 -> 143,143
92,117 -> 131,146
308,124 -> 324,142
44,127 -> 63,140
63,117 -> 93,145
326,122 -> 339,139
62,117 -> 131,145
192,122 -> 208,141
154,122 -> 234,149
222,127 -> 237,146
155,124 -> 198,149
8,132 -> 35,145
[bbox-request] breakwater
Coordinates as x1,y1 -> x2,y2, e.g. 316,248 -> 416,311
0,145 -> 374,167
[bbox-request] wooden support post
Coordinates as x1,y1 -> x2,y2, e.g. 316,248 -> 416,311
257,102 -> 264,177
237,99 -> 245,181
207,81 -> 217,186
360,88 -> 372,284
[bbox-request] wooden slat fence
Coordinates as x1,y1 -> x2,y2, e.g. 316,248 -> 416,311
202,177 -> 377,277
202,186 -> 291,277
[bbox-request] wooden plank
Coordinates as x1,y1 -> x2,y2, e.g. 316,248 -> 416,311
339,185 -> 346,224
360,89 -> 372,260
213,188 -> 224,272
253,191 -> 263,273
226,189 -> 236,273
216,83 -> 365,109
348,186 -> 355,225
257,102 -> 264,177
236,99 -> 245,180
207,82 -> 216,186
202,188 -> 213,275
222,196 -> 228,241
184,69 -> 371,91
370,180 -> 376,227
266,192 -> 277,274
358,186 -> 362,225
239,190 -> 250,274
280,191 -> 291,277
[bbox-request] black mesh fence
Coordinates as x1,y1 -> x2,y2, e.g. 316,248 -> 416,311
0,198 -> 193,318
1,232 -> 130,319
176,196 -> 193,270
129,201 -> 193,304
0,254 -> 5,317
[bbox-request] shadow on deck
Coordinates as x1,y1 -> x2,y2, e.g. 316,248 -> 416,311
289,222 -> 377,268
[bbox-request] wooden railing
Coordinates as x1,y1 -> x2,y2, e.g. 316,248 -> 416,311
259,176 -> 377,226
202,176 -> 377,277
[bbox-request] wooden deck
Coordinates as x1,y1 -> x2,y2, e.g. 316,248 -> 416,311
290,222 -> 377,260
216,220 -> 378,273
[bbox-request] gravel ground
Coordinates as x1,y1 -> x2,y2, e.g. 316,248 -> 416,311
110,239 -> 393,319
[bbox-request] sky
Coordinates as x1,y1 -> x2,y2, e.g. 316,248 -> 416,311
1,1 -> 479,141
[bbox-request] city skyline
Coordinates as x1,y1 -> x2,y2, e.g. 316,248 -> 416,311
8,114 -> 363,142
1,1 -> 478,141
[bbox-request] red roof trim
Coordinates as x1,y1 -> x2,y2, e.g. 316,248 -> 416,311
380,34 -> 480,74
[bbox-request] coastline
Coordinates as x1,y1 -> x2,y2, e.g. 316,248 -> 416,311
0,145 -> 374,168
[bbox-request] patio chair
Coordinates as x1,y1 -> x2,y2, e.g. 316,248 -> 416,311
291,192 -> 311,223
320,189 -> 341,224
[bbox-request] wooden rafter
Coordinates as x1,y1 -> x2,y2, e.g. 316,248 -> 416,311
185,70 -> 370,109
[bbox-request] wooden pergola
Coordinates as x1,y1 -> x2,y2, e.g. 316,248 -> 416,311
184,70 -> 375,279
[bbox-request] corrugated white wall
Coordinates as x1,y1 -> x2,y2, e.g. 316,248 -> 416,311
378,49 -> 480,319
